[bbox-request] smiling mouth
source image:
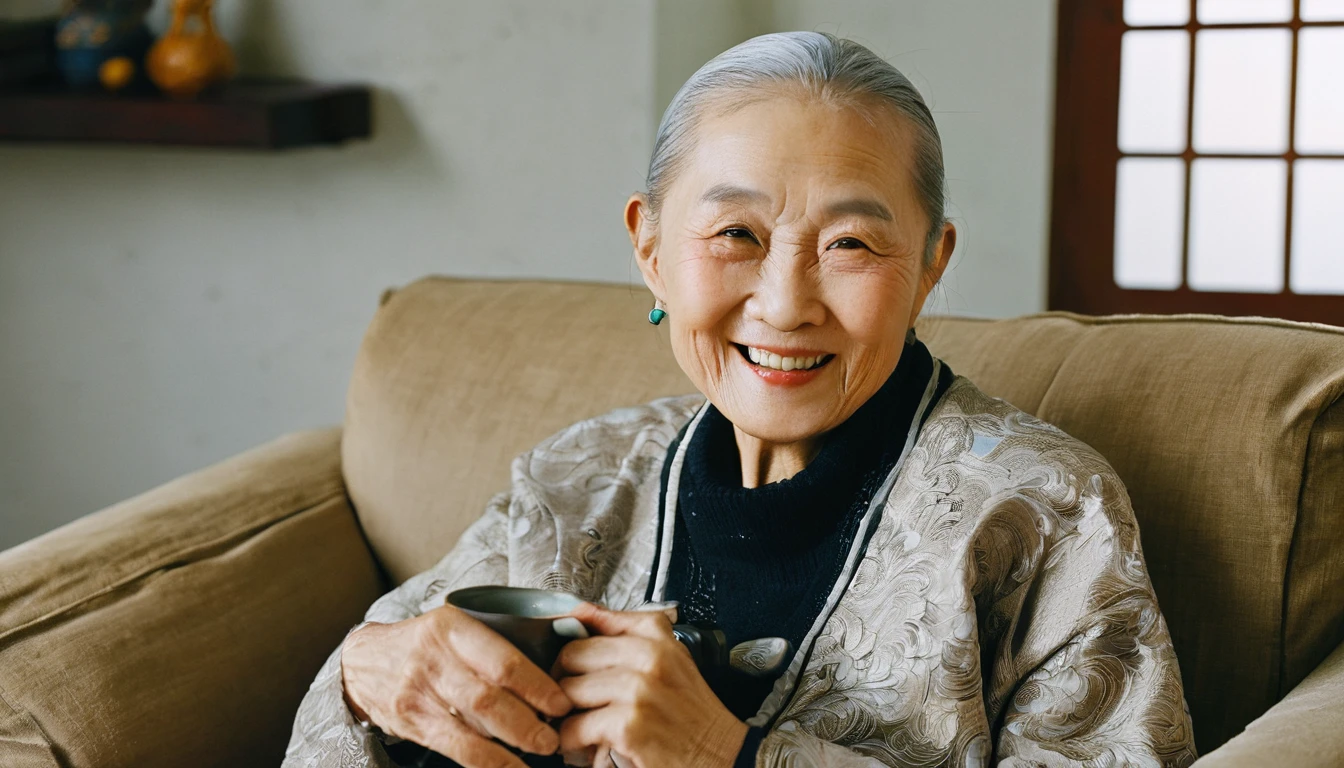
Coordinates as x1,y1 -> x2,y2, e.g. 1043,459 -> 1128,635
734,344 -> 835,372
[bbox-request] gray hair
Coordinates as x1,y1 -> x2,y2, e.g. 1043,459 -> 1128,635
645,31 -> 947,264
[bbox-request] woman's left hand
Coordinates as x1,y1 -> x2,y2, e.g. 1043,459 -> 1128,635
554,602 -> 749,768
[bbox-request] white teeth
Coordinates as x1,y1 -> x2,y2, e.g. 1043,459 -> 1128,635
745,346 -> 830,372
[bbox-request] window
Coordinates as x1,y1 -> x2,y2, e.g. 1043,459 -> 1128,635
1051,0 -> 1344,324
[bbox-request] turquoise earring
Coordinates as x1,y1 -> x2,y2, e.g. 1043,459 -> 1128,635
648,299 -> 667,325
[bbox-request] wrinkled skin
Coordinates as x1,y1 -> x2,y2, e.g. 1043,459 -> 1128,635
628,89 -> 954,487
341,606 -> 572,768
554,603 -> 749,768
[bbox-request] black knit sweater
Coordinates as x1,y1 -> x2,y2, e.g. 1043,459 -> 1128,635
659,340 -> 944,730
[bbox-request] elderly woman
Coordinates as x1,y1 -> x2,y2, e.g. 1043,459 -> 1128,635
285,32 -> 1196,768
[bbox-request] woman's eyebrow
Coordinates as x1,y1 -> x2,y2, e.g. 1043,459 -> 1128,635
824,197 -> 894,222
698,186 -> 893,223
700,183 -> 769,206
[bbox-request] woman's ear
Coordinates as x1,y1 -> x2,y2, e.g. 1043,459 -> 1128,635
626,193 -> 665,300
908,221 -> 956,325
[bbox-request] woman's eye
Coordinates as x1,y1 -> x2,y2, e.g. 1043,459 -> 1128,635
719,227 -> 757,241
828,237 -> 868,251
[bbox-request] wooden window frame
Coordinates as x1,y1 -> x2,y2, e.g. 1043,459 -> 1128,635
1049,0 -> 1344,326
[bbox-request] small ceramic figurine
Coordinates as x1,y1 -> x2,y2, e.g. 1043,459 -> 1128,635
146,0 -> 235,99
98,55 -> 136,91
54,0 -> 153,88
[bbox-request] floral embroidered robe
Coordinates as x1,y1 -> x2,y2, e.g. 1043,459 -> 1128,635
284,372 -> 1198,768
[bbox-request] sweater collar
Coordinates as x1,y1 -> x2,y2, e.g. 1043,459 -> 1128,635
678,340 -> 935,562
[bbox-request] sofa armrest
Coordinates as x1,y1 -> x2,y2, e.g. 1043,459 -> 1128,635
0,429 -> 386,768
1193,639 -> 1344,767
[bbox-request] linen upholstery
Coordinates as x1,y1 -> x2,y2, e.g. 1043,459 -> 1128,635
343,277 -> 693,584
343,278 -> 1344,757
2,277 -> 1342,766
918,314 -> 1344,755
0,430 -> 384,768
1191,639 -> 1344,768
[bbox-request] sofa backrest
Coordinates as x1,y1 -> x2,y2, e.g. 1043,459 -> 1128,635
343,277 -> 1344,755
917,313 -> 1344,755
343,278 -> 693,583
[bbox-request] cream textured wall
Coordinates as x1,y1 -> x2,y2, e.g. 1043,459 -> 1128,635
0,0 -> 660,548
0,0 -> 1056,549
767,0 -> 1058,319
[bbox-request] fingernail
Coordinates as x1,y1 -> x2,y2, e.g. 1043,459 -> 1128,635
552,617 -> 589,639
536,727 -> 559,754
551,692 -> 573,716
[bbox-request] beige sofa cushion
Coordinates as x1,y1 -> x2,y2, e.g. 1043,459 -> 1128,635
343,278 -> 693,584
0,430 -> 384,768
343,278 -> 1344,754
919,313 -> 1344,755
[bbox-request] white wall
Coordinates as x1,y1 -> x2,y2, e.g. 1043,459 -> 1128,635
0,0 -> 1056,550
768,0 -> 1058,318
0,0 -> 661,548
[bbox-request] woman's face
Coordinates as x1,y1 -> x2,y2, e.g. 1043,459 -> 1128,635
629,92 -> 955,445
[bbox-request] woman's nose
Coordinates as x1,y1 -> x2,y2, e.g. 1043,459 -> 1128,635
748,254 -> 827,331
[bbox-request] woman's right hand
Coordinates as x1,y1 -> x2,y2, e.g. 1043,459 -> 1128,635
341,604 -> 574,768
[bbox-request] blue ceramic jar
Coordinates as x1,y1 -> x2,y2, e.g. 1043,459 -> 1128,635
54,0 -> 154,88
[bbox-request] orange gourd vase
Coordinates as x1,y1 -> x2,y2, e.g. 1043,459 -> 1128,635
146,0 -> 235,99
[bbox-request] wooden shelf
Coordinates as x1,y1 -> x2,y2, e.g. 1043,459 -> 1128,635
0,79 -> 372,149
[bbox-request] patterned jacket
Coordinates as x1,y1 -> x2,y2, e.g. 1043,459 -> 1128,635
284,368 -> 1197,768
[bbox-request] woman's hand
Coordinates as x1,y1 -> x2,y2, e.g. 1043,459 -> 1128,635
555,603 -> 749,768
341,605 -> 573,768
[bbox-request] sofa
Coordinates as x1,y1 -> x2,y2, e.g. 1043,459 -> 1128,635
1,276 -> 1341,767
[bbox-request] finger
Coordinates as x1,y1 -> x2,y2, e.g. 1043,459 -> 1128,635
439,694 -> 500,745
433,651 -> 561,755
595,745 -> 613,768
440,607 -> 573,717
634,600 -> 680,624
556,706 -> 631,755
555,636 -> 659,676
571,602 -> 673,641
558,669 -> 642,709
422,709 -> 530,768
561,747 -> 595,767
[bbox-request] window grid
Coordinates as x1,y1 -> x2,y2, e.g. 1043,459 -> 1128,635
1122,1 -> 1344,294
1050,0 -> 1344,326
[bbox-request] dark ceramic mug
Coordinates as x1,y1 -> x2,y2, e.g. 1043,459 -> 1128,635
447,586 -> 731,679
446,586 -> 590,672
418,587 -> 723,768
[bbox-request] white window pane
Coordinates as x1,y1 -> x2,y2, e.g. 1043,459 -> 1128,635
1291,161 -> 1344,295
1193,30 -> 1292,153
1115,158 -> 1187,289
1189,159 -> 1287,292
1119,32 -> 1190,152
1126,0 -> 1190,25
1302,0 -> 1344,21
1198,0 -> 1293,22
1296,29 -> 1344,153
